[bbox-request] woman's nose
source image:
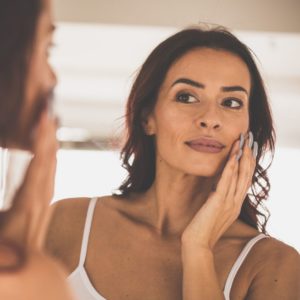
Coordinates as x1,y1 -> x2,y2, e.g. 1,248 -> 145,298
199,121 -> 221,129
196,105 -> 222,130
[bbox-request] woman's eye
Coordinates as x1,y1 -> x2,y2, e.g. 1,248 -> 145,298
175,92 -> 198,104
222,98 -> 243,109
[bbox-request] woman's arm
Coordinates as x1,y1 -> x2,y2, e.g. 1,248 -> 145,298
0,111 -> 58,261
182,246 -> 225,300
0,112 -> 75,299
181,133 -> 256,299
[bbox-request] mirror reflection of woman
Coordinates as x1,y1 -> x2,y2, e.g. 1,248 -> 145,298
47,28 -> 300,300
0,0 -> 74,299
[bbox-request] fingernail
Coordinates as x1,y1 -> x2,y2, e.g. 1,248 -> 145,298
236,149 -> 243,161
253,141 -> 258,158
248,131 -> 254,148
239,133 -> 245,149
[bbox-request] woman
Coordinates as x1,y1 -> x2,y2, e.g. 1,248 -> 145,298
0,0 -> 74,299
47,27 -> 300,299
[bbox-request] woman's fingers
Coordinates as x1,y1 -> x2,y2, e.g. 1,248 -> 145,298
26,112 -> 58,249
214,132 -> 256,214
225,160 -> 239,203
234,132 -> 257,203
12,112 -> 57,210
2,111 -> 58,249
213,136 -> 241,200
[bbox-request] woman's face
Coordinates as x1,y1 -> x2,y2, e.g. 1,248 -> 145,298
146,48 -> 251,177
19,0 -> 56,148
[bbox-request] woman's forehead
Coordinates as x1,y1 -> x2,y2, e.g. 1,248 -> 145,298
162,48 -> 251,93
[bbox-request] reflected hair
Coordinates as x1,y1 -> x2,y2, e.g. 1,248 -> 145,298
0,0 -> 42,270
0,0 -> 42,146
117,26 -> 275,234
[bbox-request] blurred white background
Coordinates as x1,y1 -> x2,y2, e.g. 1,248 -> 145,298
50,0 -> 300,251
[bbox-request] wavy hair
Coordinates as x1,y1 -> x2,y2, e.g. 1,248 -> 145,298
117,27 -> 275,234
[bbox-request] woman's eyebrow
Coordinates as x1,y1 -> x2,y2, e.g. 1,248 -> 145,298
171,78 -> 205,89
171,77 -> 248,95
222,86 -> 248,95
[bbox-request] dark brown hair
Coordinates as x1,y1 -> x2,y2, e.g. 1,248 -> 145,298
0,0 -> 43,270
117,27 -> 275,233
0,0 -> 42,146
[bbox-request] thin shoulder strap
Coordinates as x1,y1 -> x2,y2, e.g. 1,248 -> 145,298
78,197 -> 98,267
223,233 -> 269,300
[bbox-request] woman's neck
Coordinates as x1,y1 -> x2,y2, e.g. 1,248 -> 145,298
143,167 -> 217,237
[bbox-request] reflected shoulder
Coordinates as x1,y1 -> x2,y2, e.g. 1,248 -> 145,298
0,252 -> 74,300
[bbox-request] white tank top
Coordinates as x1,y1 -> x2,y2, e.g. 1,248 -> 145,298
68,197 -> 269,300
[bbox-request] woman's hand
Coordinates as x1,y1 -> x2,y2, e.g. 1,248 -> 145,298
181,132 -> 258,253
0,111 -> 58,252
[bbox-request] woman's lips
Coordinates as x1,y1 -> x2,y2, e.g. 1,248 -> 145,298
185,138 -> 225,153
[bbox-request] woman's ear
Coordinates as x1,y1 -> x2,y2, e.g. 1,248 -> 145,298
142,112 -> 156,136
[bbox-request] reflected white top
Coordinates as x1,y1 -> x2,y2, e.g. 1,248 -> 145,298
68,197 -> 269,300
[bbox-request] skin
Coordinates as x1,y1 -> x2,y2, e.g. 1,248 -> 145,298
0,0 -> 74,299
46,49 -> 300,299
143,48 -> 251,238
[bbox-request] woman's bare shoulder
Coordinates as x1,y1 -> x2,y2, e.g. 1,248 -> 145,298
46,198 -> 91,247
51,196 -> 91,214
45,197 -> 89,268
246,235 -> 300,299
45,195 -> 115,271
252,235 -> 299,262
